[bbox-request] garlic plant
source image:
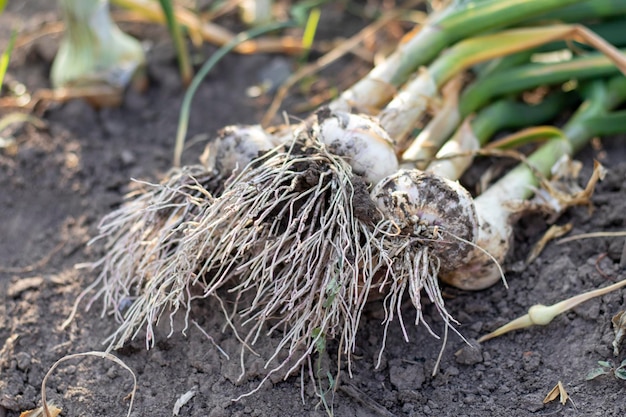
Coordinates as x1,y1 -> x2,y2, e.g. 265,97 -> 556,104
52,0 -> 146,104
73,0 -> 626,397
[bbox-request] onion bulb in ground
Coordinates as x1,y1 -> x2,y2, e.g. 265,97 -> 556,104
437,133 -> 583,291
52,0 -> 146,103
438,179 -> 520,291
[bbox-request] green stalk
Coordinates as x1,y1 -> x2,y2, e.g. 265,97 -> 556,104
380,23 -> 624,144
563,76 -> 626,152
477,18 -> 626,78
460,51 -> 624,117
471,91 -> 575,143
403,91 -> 574,168
475,50 -> 535,79
580,111 -> 626,136
423,92 -> 572,179
158,0 -> 193,87
331,0 -> 585,112
529,0 -> 626,23
459,77 -> 626,187
428,25 -> 605,88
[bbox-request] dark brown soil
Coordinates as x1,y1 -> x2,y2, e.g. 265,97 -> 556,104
1,3 -> 626,416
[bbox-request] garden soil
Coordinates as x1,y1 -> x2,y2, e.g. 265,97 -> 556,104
1,3 -> 625,416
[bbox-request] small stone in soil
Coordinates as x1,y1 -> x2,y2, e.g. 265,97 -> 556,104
520,393 -> 544,412
455,340 -> 483,365
389,361 -> 425,390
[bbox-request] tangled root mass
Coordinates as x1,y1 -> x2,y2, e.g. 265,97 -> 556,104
85,113 -> 469,386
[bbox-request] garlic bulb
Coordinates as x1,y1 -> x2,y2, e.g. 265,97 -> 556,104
314,108 -> 398,185
371,169 -> 478,271
200,125 -> 276,177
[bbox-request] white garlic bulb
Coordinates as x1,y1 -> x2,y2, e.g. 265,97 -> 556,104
314,108 -> 399,185
201,125 -> 276,177
371,169 -> 478,271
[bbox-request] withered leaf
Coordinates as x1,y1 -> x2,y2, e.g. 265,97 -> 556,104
527,223 -> 573,264
543,381 -> 568,405
19,405 -> 62,417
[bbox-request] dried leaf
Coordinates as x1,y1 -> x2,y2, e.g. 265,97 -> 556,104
543,381 -> 568,405
612,310 -> 626,356
536,158 -> 606,220
20,405 -> 61,417
527,223 -> 573,264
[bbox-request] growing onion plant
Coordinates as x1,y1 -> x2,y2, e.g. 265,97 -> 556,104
52,0 -> 146,106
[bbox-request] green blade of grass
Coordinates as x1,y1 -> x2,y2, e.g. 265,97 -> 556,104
157,0 -> 193,87
173,21 -> 297,167
300,7 -> 320,62
0,28 -> 17,91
